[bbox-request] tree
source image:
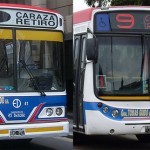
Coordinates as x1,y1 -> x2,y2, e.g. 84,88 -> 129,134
85,0 -> 150,7
84,0 -> 111,7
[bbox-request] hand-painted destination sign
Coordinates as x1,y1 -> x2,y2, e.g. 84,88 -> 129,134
0,9 -> 58,28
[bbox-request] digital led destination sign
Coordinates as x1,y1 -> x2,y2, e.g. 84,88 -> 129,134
95,11 -> 150,32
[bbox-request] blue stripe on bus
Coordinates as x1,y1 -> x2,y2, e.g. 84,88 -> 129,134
83,101 -> 150,122
84,102 -> 98,110
83,101 -> 123,123
83,102 -> 98,124
0,95 -> 66,122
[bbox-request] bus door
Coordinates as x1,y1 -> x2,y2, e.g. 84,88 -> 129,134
73,35 -> 86,132
144,36 -> 150,94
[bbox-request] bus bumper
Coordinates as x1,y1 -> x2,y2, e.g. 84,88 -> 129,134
85,110 -> 150,135
0,121 -> 69,140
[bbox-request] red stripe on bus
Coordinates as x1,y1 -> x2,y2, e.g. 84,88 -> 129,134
0,117 -> 5,124
28,103 -> 44,123
29,118 -> 68,123
73,6 -> 150,25
73,8 -> 97,24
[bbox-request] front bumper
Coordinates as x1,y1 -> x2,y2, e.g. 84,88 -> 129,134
85,110 -> 150,135
0,121 -> 69,140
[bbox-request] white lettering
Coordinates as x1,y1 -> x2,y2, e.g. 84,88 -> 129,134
14,113 -> 25,117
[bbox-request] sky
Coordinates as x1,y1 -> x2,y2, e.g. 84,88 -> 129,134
73,0 -> 90,12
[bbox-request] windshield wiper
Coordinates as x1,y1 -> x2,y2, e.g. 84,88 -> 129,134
19,60 -> 46,96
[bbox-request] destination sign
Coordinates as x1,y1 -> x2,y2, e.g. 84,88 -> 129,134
121,109 -> 150,117
95,11 -> 150,32
0,9 -> 58,28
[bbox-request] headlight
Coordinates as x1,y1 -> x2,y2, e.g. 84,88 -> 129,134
46,108 -> 53,116
56,108 -> 63,116
112,109 -> 119,118
103,106 -> 109,113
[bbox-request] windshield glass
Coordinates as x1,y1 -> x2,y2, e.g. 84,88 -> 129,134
0,29 -> 13,92
0,29 -> 64,92
95,36 -> 149,96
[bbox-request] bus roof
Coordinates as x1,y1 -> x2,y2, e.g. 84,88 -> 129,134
73,6 -> 150,24
0,3 -> 59,14
73,8 -> 96,24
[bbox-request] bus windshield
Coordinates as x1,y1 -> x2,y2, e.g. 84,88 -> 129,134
95,36 -> 149,96
0,29 -> 64,92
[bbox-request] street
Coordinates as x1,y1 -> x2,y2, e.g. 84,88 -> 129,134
0,136 -> 72,150
74,134 -> 150,150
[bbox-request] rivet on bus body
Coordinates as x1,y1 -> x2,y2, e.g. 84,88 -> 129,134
97,102 -> 103,108
110,129 -> 115,134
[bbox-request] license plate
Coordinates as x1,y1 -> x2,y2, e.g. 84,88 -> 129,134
145,126 -> 150,133
10,129 -> 25,137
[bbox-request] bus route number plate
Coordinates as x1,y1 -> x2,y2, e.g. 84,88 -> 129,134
145,126 -> 150,133
10,129 -> 25,137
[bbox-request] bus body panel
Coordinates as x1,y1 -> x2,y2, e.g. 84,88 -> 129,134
0,94 -> 67,123
0,121 -> 69,139
73,7 -> 150,136
0,3 -> 68,139
84,110 -> 146,135
83,63 -> 150,135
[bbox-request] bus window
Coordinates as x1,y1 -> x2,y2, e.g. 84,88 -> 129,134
17,30 -> 64,92
95,36 -> 147,96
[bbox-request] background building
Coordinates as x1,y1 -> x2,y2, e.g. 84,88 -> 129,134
0,0 -> 73,112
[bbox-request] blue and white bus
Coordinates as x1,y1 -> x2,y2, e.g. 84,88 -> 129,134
74,6 -> 150,142
0,3 -> 69,140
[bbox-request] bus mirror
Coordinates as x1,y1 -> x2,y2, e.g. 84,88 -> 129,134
86,38 -> 98,63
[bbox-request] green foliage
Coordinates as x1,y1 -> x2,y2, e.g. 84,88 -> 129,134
84,0 -> 100,7
84,0 -> 111,7
85,0 -> 150,7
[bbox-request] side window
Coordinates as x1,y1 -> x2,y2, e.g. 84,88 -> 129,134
16,30 -> 64,92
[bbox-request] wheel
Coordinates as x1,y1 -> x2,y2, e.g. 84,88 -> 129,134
74,132 -> 87,144
136,134 -> 150,142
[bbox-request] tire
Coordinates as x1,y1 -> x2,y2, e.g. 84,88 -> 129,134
136,134 -> 150,143
74,132 -> 87,144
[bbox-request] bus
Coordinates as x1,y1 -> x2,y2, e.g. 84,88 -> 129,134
0,3 -> 69,140
73,6 -> 150,142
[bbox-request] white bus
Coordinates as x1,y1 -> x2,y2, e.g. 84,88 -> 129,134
73,6 -> 150,142
0,3 -> 69,140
